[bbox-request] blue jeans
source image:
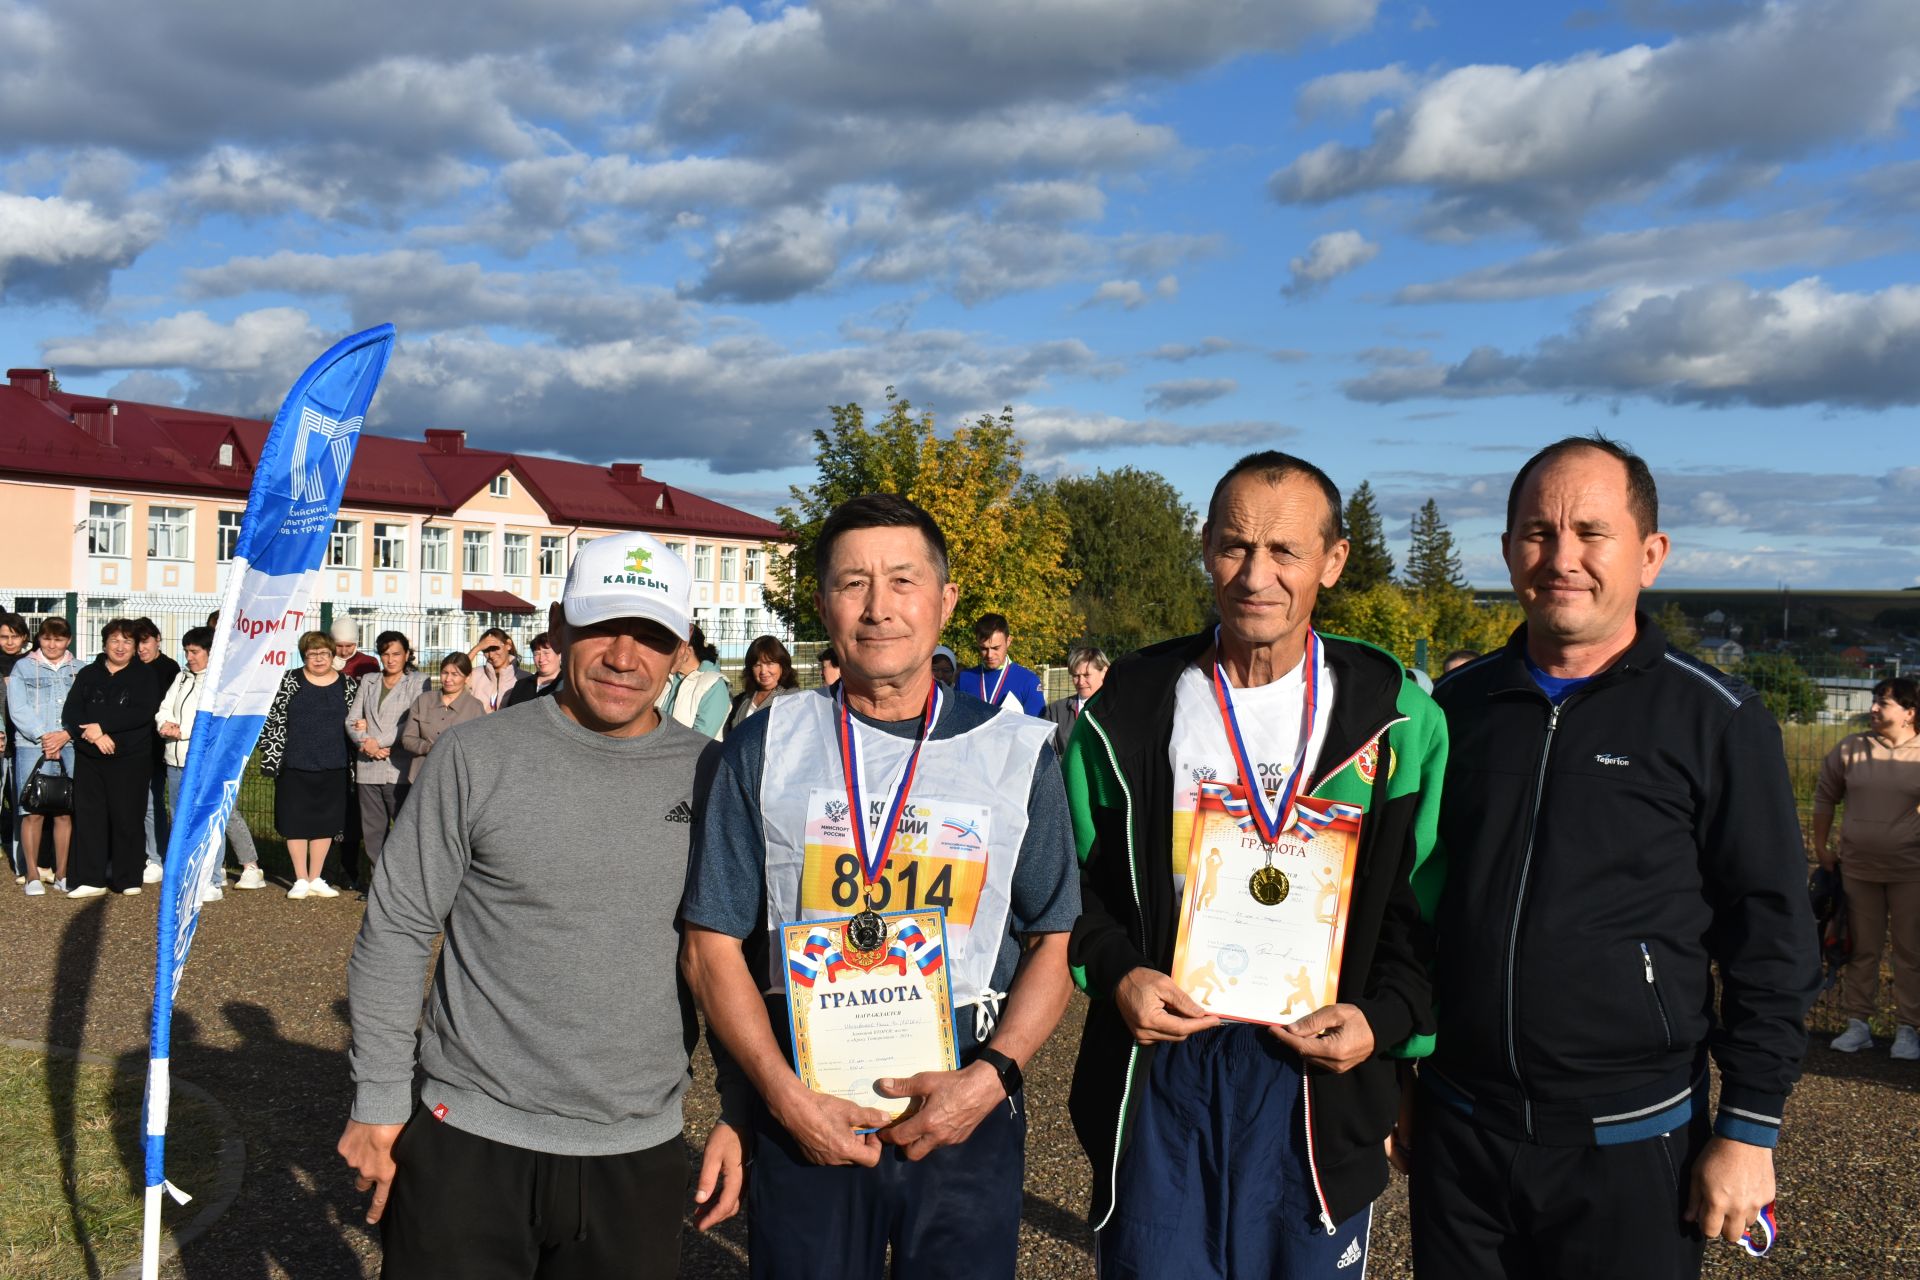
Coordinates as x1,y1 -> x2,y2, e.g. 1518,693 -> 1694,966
165,764 -> 259,885
13,744 -> 76,874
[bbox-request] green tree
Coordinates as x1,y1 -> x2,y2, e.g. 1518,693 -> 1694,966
1655,601 -> 1700,655
767,392 -> 1083,661
1053,467 -> 1210,654
1338,480 -> 1395,592
1738,652 -> 1824,723
1402,499 -> 1465,593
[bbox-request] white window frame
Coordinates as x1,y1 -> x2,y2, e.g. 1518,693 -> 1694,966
503,532 -> 530,577
462,529 -> 491,575
421,526 -> 449,573
539,534 -> 565,577
489,474 -> 511,498
147,505 -> 192,560
328,519 -> 360,569
88,501 -> 129,557
373,522 -> 407,570
423,608 -> 456,653
745,547 -> 764,583
719,546 -> 738,582
693,543 -> 713,580
217,510 -> 243,562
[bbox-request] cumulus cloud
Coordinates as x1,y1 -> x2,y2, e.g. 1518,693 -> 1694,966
688,207 -> 845,303
1150,337 -> 1241,361
1080,275 -> 1180,310
1271,0 -> 1920,233
1344,277 -> 1920,408
1012,405 -> 1290,463
0,192 -> 162,305
1295,63 -> 1419,119
1146,378 -> 1237,410
1283,230 -> 1379,297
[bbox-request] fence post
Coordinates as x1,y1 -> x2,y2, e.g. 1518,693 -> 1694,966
64,591 -> 78,632
320,601 -> 333,635
1415,637 -> 1429,671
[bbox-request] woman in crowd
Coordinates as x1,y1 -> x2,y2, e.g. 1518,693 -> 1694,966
1818,676 -> 1920,1060
8,617 -> 77,894
347,631 -> 427,886
1,611 -> 28,879
504,631 -> 563,707
401,653 -> 486,782
260,632 -> 359,900
727,634 -> 798,732
155,626 -> 264,902
659,622 -> 729,738
61,618 -> 162,898
466,627 -> 525,712
134,616 -> 178,884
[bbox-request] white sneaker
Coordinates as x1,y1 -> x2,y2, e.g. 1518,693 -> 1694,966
1831,1019 -> 1874,1053
12,873 -> 22,885
142,862 -> 164,884
120,886 -> 141,895
53,877 -> 68,893
67,883 -> 107,899
200,884 -> 224,904
234,866 -> 267,890
39,867 -> 55,884
307,879 -> 339,899
24,880 -> 46,897
287,879 -> 310,900
1893,1026 -> 1920,1062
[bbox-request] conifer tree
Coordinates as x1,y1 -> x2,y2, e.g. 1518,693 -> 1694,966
1403,498 -> 1466,593
1339,481 -> 1395,592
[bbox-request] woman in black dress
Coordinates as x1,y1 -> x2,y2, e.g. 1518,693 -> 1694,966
259,631 -> 359,899
61,618 -> 162,897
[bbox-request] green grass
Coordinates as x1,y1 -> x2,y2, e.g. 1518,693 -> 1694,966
0,1047 -> 222,1280
1780,720 -> 1853,837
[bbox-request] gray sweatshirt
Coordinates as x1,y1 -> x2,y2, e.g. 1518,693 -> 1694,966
348,695 -> 712,1156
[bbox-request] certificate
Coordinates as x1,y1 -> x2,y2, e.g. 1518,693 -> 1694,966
781,908 -> 959,1118
1169,789 -> 1361,1027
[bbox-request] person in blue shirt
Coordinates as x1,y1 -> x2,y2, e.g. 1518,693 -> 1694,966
961,613 -> 1045,716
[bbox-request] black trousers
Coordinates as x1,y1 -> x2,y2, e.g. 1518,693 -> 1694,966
70,752 -> 149,891
381,1105 -> 689,1280
1409,1083 -> 1710,1280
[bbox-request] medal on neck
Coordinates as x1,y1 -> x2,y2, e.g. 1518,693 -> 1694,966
835,682 -> 942,952
1209,626 -> 1321,904
977,662 -> 1009,706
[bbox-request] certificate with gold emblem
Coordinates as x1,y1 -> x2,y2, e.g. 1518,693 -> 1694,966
781,908 -> 958,1118
1169,787 -> 1362,1027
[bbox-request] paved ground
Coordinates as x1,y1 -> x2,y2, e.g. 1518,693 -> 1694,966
1,881 -> 1915,1278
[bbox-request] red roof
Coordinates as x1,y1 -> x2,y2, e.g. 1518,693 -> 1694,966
0,368 -> 787,542
463,589 -> 537,614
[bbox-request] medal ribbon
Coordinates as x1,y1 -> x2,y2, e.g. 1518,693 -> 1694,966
977,663 -> 1010,705
836,682 -> 943,887
1739,1202 -> 1777,1258
1209,627 -> 1321,845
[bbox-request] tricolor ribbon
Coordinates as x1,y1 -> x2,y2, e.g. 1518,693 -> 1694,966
1291,800 -> 1365,841
1198,781 -> 1254,831
1209,627 -> 1322,845
1740,1201 -> 1777,1258
976,663 -> 1010,706
835,683 -> 942,888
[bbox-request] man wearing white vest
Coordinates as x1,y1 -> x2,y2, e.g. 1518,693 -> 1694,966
681,493 -> 1079,1280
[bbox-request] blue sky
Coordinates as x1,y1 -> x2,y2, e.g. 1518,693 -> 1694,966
4,0 -> 1918,586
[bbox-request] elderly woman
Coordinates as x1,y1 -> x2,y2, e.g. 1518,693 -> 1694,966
61,618 -> 162,897
1816,676 -> 1920,1060
9,617 -> 78,894
346,631 -> 427,884
260,632 -> 359,899
400,654 -> 486,783
155,626 -> 264,902
466,627 -> 526,713
727,635 -> 799,731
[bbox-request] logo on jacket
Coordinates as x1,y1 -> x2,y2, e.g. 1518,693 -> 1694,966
1355,741 -> 1380,784
664,800 -> 693,823
1594,753 -> 1631,767
431,1103 -> 449,1122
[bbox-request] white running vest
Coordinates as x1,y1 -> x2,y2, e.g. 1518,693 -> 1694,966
757,689 -> 1054,1036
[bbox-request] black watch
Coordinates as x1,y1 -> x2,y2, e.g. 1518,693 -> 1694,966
974,1046 -> 1022,1099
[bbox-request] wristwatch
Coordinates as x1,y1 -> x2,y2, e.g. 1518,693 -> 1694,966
973,1046 -> 1023,1099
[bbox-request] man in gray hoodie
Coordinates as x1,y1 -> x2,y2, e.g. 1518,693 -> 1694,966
339,531 -> 743,1278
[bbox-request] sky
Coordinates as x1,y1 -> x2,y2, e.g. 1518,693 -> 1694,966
4,0 -> 1918,588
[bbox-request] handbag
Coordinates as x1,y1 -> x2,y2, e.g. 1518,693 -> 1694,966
21,756 -> 74,816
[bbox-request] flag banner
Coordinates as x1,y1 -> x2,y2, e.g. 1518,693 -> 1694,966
141,324 -> 394,1279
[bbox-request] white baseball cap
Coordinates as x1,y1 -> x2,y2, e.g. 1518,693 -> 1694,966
562,532 -> 692,641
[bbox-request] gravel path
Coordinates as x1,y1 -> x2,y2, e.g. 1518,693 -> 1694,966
1,884 -> 1913,1278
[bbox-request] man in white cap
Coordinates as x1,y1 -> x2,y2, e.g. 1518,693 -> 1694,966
339,532 -> 744,1278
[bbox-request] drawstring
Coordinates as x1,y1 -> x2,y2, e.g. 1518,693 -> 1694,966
959,988 -> 1007,1042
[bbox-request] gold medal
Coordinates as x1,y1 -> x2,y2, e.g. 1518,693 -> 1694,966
1248,865 -> 1290,906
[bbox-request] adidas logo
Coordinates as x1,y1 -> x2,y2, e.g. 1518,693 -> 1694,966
1336,1237 -> 1363,1269
664,800 -> 693,824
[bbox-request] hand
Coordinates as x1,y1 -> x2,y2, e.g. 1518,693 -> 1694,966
1386,1078 -> 1415,1175
1113,967 -> 1221,1045
43,730 -> 70,754
337,1119 -> 405,1224
96,733 -> 116,756
1817,850 -> 1838,873
769,1083 -> 888,1167
355,719 -> 368,732
360,740 -> 383,759
1274,1003 -> 1375,1073
692,1121 -> 746,1230
1686,1136 -> 1775,1245
875,1061 -> 1006,1161
160,722 -> 180,740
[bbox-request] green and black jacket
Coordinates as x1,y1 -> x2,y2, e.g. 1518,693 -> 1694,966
1063,629 -> 1448,1230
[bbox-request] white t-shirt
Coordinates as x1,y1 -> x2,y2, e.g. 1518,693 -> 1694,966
1166,648 -> 1335,897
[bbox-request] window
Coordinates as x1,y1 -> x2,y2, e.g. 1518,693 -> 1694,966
693,543 -> 713,580
719,546 -> 738,581
665,540 -> 687,563
217,441 -> 234,467
539,535 -> 565,577
373,522 -> 407,570
745,547 -> 764,583
328,519 -> 360,568
423,609 -> 456,653
575,534 -> 596,555
11,595 -> 59,616
421,526 -> 449,573
503,532 -> 530,577
462,529 -> 491,574
88,502 -> 128,557
489,474 -> 511,498
217,510 -> 243,562
146,505 -> 192,560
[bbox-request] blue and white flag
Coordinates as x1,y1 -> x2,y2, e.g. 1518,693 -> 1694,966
142,324 -> 394,1279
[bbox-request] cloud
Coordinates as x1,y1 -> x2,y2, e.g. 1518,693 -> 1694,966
1270,0 -> 1920,233
1146,378 -> 1237,410
1295,63 -> 1419,119
1283,229 -> 1380,297
1080,275 -> 1180,310
1394,211 -> 1893,302
0,192 -> 163,305
1344,277 -> 1920,408
103,371 -> 186,405
1150,336 -> 1241,361
688,206 -> 845,303
1012,405 -> 1291,462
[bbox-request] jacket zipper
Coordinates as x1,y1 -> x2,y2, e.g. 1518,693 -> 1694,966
1308,716 -> 1407,795
1504,700 -> 1561,1138
1299,1077 -> 1338,1234
1084,710 -> 1143,1235
1640,943 -> 1673,1049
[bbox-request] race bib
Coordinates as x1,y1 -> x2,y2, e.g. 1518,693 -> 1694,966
800,789 -> 993,926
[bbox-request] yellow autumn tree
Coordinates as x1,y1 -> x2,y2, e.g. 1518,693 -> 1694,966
768,392 -> 1083,662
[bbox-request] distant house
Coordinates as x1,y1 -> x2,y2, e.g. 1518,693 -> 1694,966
1703,638 -> 1745,667
1814,676 -> 1879,723
1839,646 -> 1871,667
